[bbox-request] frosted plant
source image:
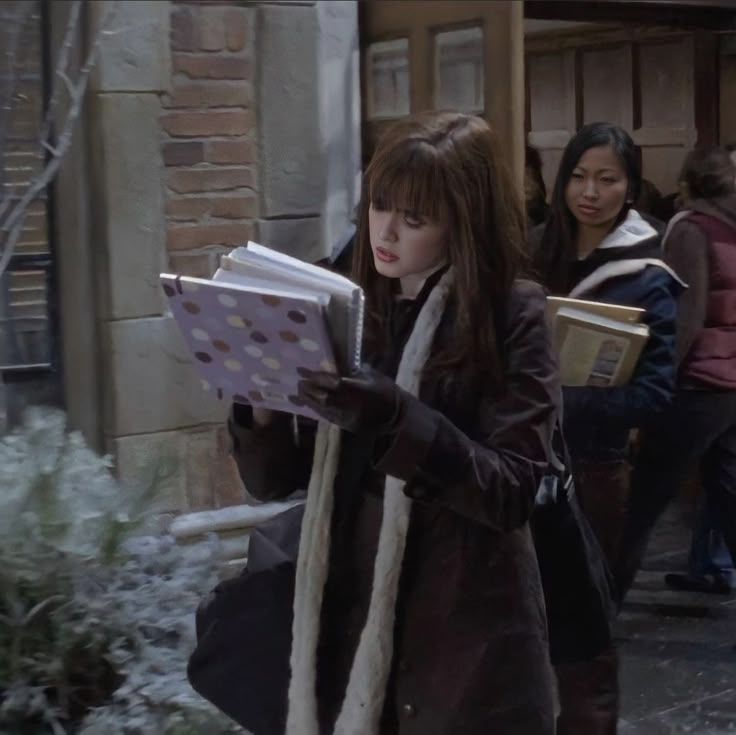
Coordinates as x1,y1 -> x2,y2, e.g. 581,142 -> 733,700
0,408 -> 243,734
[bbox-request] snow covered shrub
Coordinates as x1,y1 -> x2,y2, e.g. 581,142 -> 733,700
0,408 -> 242,734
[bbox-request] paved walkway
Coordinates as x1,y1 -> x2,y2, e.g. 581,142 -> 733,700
618,502 -> 735,733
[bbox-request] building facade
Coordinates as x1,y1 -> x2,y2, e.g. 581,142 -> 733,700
3,0 -> 361,513
2,0 -> 736,516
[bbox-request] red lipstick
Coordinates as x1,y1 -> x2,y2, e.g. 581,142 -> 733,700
375,247 -> 399,263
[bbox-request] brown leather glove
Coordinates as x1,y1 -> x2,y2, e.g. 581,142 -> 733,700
296,368 -> 404,433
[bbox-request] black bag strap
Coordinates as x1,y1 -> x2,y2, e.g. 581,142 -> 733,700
536,420 -> 574,506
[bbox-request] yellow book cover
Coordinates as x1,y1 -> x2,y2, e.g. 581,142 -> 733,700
554,307 -> 650,387
546,296 -> 645,325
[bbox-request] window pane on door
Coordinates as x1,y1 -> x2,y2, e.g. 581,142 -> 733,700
366,38 -> 410,120
0,269 -> 51,369
434,27 -> 484,113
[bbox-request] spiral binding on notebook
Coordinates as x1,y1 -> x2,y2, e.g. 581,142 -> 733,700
351,290 -> 366,374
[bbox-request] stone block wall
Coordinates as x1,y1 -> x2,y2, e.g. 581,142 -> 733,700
71,0 -> 359,515
254,1 -> 361,264
163,0 -> 257,279
81,0 -> 240,516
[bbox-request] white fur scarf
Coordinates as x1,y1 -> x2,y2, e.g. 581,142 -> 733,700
286,268 -> 455,735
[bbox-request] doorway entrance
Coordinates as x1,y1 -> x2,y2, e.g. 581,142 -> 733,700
359,1 -> 525,181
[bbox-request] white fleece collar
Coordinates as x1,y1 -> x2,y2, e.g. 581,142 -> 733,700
569,209 -> 687,299
569,257 -> 686,299
597,209 -> 658,250
287,269 -> 456,735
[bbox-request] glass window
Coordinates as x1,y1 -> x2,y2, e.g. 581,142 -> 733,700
366,38 -> 410,120
434,26 -> 484,113
0,268 -> 52,369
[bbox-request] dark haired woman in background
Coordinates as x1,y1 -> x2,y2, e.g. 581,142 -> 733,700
616,146 -> 736,600
525,144 -> 549,227
530,122 -> 683,734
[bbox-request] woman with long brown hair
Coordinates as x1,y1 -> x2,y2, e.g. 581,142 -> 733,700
229,111 -> 560,734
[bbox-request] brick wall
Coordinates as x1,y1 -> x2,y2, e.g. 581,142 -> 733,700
144,0 -> 260,512
145,0 -> 359,514
163,0 -> 257,279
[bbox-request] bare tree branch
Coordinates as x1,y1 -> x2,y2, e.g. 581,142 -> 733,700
0,3 -> 114,279
38,0 -> 83,148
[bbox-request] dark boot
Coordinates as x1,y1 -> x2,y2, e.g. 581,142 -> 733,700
664,572 -> 731,595
555,645 -> 619,735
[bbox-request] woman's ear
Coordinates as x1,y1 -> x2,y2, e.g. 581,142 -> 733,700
626,181 -> 638,205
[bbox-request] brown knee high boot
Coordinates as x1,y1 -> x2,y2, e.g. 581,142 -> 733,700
555,645 -> 619,735
554,460 -> 629,733
573,459 -> 632,568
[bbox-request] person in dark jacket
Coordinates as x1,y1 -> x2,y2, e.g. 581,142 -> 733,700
531,122 -> 682,735
229,112 -> 560,735
615,146 -> 736,600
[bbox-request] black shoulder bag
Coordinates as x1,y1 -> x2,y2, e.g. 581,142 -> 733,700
187,502 -> 304,735
530,424 -> 617,665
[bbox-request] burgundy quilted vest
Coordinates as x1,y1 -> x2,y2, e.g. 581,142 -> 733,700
682,212 -> 736,388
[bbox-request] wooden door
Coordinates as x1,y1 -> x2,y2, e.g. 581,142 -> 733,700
360,1 -> 525,185
527,27 -> 700,198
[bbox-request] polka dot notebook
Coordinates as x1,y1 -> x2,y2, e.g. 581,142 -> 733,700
161,252 -> 363,419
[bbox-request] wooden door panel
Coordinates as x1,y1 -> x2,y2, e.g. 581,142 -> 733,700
408,26 -> 432,113
633,127 -> 696,146
636,37 -> 695,194
540,148 -> 565,199
528,51 -> 576,132
526,27 -> 699,199
640,145 -> 689,195
527,49 -> 576,195
582,45 -> 633,128
639,39 -> 694,129
720,43 -> 736,144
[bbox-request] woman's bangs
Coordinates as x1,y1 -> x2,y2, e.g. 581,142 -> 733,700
368,145 -> 448,222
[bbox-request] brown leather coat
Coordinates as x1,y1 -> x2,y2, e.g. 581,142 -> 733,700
229,279 -> 560,735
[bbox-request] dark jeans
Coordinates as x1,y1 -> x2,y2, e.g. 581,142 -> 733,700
615,388 -> 736,601
690,493 -> 735,582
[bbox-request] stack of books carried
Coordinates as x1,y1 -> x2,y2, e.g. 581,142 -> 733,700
161,242 -> 365,418
546,296 -> 649,387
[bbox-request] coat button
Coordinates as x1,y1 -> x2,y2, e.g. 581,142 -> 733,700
402,703 -> 416,718
407,484 -> 427,500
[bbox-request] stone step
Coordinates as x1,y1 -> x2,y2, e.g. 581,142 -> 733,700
169,499 -> 303,541
177,529 -> 251,561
